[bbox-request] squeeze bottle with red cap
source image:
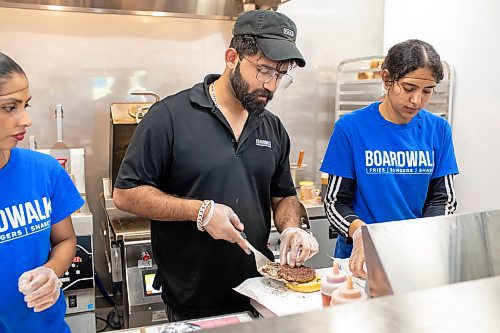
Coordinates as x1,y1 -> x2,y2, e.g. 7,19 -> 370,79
320,260 -> 346,307
330,273 -> 368,305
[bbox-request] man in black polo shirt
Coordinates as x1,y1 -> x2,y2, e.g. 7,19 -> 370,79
113,10 -> 319,321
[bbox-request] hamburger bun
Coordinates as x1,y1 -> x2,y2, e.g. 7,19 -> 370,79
286,275 -> 322,293
356,71 -> 372,80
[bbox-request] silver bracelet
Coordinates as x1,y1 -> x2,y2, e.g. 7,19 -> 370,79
196,200 -> 211,232
202,202 -> 216,228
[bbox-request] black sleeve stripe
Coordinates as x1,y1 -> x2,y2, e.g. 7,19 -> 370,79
450,174 -> 457,211
324,175 -> 347,232
444,174 -> 457,215
331,176 -> 351,236
324,175 -> 350,237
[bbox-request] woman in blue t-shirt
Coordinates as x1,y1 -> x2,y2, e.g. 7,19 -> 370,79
321,40 -> 458,279
0,52 -> 84,332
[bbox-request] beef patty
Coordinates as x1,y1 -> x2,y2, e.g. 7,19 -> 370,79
277,264 -> 316,283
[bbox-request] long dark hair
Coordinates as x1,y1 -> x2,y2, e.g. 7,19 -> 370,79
382,39 -> 444,83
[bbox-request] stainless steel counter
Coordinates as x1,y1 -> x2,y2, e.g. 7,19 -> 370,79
363,210 -> 500,297
105,207 -> 150,243
208,275 -> 500,333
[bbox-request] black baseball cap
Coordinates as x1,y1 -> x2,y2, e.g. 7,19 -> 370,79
233,10 -> 306,67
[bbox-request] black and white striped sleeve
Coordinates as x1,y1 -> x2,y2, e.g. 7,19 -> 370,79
423,174 -> 457,217
324,175 -> 359,241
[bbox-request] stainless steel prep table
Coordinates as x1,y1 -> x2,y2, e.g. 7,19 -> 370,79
208,275 -> 500,333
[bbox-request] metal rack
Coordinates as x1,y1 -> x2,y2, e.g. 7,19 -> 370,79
334,56 -> 454,124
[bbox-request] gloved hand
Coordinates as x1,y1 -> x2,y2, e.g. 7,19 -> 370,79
279,227 -> 319,267
349,228 -> 366,279
18,266 -> 62,312
203,203 -> 250,254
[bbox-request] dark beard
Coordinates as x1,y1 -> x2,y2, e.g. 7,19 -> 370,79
230,62 -> 273,115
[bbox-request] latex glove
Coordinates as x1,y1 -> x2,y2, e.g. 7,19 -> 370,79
203,203 -> 250,254
279,227 -> 319,267
18,266 -> 62,312
349,228 -> 366,279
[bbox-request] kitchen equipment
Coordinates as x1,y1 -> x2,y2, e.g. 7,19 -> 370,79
109,90 -> 160,186
128,91 -> 160,123
102,200 -> 167,329
50,104 -> 71,173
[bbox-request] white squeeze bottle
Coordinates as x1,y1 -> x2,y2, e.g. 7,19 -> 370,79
330,273 -> 368,305
320,260 -> 346,307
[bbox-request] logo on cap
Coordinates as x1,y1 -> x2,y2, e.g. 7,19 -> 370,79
283,28 -> 295,37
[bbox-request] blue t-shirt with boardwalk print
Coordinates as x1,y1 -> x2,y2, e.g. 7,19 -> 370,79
0,148 -> 84,333
321,102 -> 458,257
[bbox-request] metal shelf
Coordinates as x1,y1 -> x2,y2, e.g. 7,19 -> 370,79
341,79 -> 383,85
339,91 -> 382,95
340,67 -> 383,74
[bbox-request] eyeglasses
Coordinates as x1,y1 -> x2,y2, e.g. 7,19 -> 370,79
241,56 -> 294,89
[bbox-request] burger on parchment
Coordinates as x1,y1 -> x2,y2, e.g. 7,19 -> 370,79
261,262 -> 321,292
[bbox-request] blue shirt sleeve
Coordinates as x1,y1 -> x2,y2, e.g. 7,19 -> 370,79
432,121 -> 459,179
320,121 -> 356,179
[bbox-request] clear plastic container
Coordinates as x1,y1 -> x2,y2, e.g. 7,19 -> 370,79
290,162 -> 307,188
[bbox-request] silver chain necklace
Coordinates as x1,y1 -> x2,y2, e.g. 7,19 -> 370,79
209,82 -> 219,109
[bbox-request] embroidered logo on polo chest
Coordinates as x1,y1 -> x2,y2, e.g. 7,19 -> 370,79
256,139 -> 272,149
